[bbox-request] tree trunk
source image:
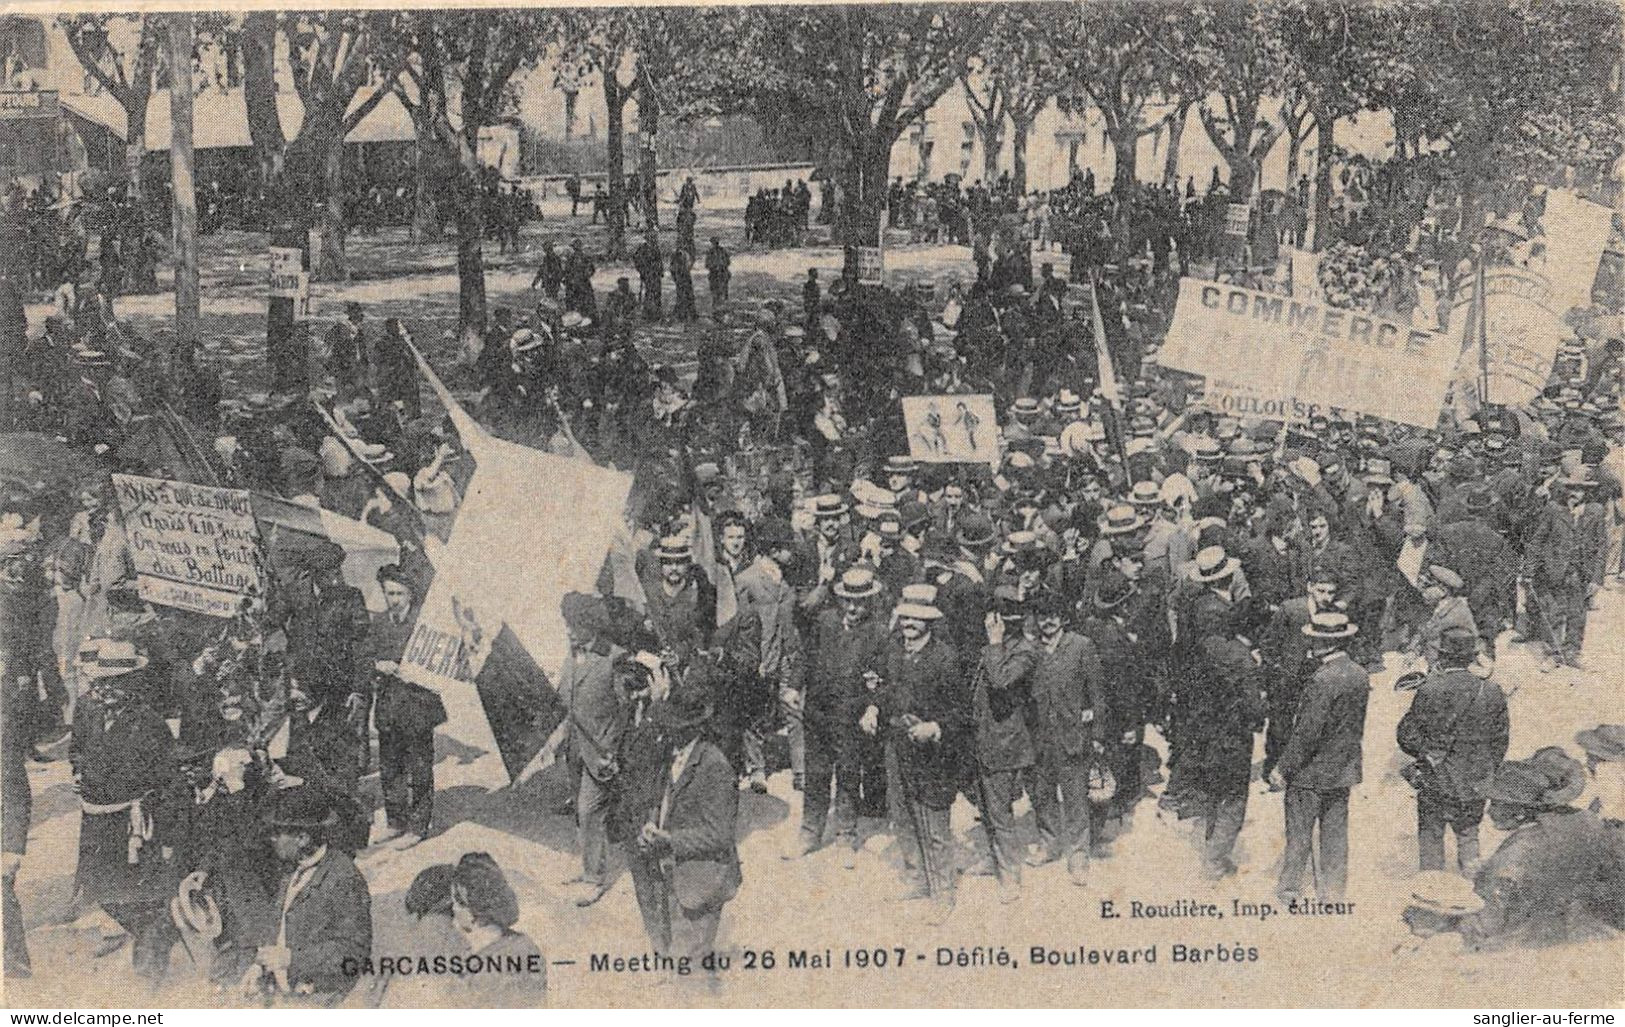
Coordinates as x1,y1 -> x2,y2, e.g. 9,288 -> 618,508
604,74 -> 627,258
637,69 -> 659,231
1109,123 -> 1138,195
454,159 -> 487,350
980,120 -> 1001,183
411,130 -> 441,243
1010,116 -> 1031,194
1312,111 -> 1335,251
1226,154 -> 1257,202
125,100 -> 148,208
1162,104 -> 1188,186
241,11 -> 285,195
313,139 -> 348,282
168,13 -> 199,348
842,135 -> 891,248
1285,119 -> 1307,187
563,88 -> 578,139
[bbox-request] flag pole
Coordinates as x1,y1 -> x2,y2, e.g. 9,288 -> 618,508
1476,250 -> 1491,408
1088,274 -> 1134,485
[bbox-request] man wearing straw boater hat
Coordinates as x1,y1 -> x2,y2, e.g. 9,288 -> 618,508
792,566 -> 891,866
883,584 -> 966,925
1272,610 -> 1368,905
68,638 -> 179,985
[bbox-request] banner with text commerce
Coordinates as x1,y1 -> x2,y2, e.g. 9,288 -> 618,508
1159,278 -> 1456,428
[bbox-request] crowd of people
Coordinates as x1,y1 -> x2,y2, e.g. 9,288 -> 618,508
2,142 -> 1624,1004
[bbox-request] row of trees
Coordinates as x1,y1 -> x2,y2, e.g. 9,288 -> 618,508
53,1 -> 1622,344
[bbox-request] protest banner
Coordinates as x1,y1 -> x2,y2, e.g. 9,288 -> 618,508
1539,189 -> 1613,313
1448,266 -> 1565,409
397,354 -> 634,786
903,394 -> 1000,463
857,245 -> 884,286
112,473 -> 264,617
1159,277 -> 1456,428
268,245 -> 302,298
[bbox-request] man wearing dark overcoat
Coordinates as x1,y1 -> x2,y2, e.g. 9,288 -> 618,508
1029,588 -> 1107,886
1397,626 -> 1509,874
971,586 -> 1039,900
880,586 -> 965,925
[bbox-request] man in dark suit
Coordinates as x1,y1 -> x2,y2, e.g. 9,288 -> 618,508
1030,588 -> 1107,886
1524,476 -> 1608,670
1397,627 -> 1509,874
972,587 -> 1039,902
1271,611 -> 1369,903
248,787 -> 372,1004
881,587 -> 966,926
286,541 -> 371,732
559,593 -> 635,907
630,684 -> 741,963
369,565 -> 444,847
1260,567 -> 1341,784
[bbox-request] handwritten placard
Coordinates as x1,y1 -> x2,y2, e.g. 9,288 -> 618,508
112,473 -> 264,617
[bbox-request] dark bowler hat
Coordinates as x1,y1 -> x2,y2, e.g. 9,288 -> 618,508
561,591 -> 612,637
1030,588 -> 1070,619
1435,626 -> 1478,662
653,683 -> 713,731
1485,749 -> 1585,806
1093,569 -> 1137,611
263,785 -> 337,831
754,517 -> 796,550
956,511 -> 998,548
1574,724 -> 1625,763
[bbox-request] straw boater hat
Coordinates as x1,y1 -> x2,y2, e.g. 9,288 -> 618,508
1010,397 -> 1042,420
78,639 -> 149,679
1190,545 -> 1240,583
833,566 -> 883,601
884,455 -> 918,478
1097,504 -> 1147,536
1058,419 -> 1105,458
811,494 -> 849,519
1127,481 -> 1162,507
1406,871 -> 1485,917
561,311 -> 592,330
1302,610 -> 1359,640
654,536 -> 693,562
1053,389 -> 1084,418
1424,564 -> 1464,592
894,583 -> 942,621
